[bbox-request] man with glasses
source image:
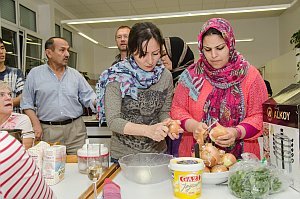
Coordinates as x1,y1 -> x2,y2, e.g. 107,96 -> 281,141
111,25 -> 131,65
0,37 -> 25,113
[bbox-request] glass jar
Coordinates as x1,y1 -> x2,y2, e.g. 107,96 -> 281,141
77,143 -> 109,174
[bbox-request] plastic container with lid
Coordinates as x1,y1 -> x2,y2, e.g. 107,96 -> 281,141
77,140 -> 109,174
169,157 -> 204,199
99,144 -> 109,171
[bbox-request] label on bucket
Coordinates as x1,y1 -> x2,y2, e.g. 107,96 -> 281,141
172,170 -> 202,199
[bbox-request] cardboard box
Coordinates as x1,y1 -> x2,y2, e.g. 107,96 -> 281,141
263,83 -> 300,192
42,145 -> 66,186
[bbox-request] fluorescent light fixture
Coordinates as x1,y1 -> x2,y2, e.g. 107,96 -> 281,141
26,42 -> 41,46
3,41 -> 12,45
61,3 -> 292,25
186,38 -> 254,45
78,32 -> 99,44
236,38 -> 254,42
106,38 -> 254,49
107,46 -> 118,49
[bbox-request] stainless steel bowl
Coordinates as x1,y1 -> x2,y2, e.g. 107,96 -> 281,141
119,153 -> 173,184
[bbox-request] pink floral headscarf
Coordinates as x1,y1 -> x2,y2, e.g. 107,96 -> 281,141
197,18 -> 249,88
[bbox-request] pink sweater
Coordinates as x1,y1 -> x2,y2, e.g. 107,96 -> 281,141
170,66 -> 268,158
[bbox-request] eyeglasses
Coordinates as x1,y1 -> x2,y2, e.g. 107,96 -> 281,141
116,35 -> 129,40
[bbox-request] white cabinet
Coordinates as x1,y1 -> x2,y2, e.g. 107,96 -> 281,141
86,126 -> 112,151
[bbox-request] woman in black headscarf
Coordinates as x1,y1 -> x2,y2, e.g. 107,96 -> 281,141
162,37 -> 195,86
162,37 -> 194,157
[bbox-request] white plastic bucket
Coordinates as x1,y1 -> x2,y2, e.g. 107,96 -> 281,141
169,157 -> 204,199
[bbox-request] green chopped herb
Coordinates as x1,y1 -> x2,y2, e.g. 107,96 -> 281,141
228,167 -> 282,198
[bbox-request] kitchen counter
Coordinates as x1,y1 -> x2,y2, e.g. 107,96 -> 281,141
82,115 -> 99,127
113,172 -> 300,199
52,164 -> 300,199
51,163 -> 91,198
82,115 -> 112,149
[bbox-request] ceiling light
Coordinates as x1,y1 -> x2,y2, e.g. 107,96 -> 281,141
107,46 -> 118,49
3,41 -> 12,45
61,4 -> 292,25
26,42 -> 41,46
186,38 -> 254,45
78,32 -> 99,44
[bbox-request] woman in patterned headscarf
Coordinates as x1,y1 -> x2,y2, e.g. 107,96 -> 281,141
161,37 -> 194,86
96,22 -> 182,161
161,37 -> 194,157
171,18 -> 268,159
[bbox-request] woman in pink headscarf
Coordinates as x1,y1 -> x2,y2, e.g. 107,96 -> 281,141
170,18 -> 268,159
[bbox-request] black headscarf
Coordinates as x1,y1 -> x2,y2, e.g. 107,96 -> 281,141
163,37 -> 194,85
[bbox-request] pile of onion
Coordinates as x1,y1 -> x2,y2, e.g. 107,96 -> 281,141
199,143 -> 237,173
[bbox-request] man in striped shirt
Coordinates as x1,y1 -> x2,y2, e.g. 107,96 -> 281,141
0,131 -> 56,198
0,37 -> 25,113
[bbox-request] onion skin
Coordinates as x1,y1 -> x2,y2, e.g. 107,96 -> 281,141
209,124 -> 227,142
211,165 -> 228,173
221,153 -> 237,168
201,150 -> 217,167
200,143 -> 220,167
168,121 -> 180,135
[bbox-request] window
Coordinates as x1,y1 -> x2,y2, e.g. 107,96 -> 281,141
1,27 -> 18,68
19,4 -> 36,32
0,0 -> 16,23
55,24 -> 61,37
25,34 -> 42,75
68,50 -> 77,69
63,28 -> 73,47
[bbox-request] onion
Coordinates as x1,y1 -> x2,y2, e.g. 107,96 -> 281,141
221,153 -> 237,168
211,165 -> 228,173
200,143 -> 220,167
168,121 -> 180,135
209,124 -> 227,142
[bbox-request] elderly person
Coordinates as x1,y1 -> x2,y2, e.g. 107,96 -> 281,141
0,81 -> 34,149
21,37 -> 96,154
171,18 -> 268,158
97,22 -> 182,161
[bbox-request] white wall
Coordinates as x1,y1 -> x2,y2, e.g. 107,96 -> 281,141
262,1 -> 300,95
279,0 -> 300,54
264,51 -> 297,95
22,0 -> 97,77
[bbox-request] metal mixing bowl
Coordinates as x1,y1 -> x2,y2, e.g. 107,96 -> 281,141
119,153 -> 173,184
